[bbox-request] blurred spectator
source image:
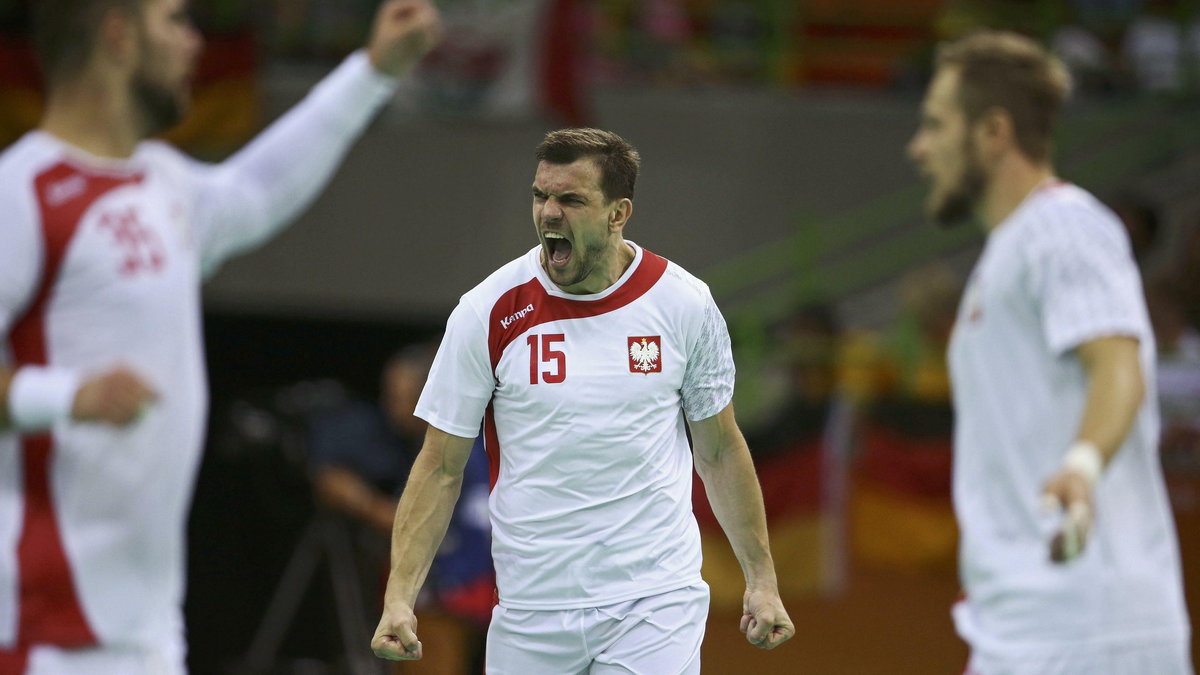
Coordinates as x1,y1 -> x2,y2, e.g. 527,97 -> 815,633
747,304 -> 841,455
888,264 -> 961,400
1147,222 -> 1200,476
1154,221 -> 1200,330
1052,20 -> 1115,94
753,302 -> 840,422
1121,0 -> 1189,94
842,264 -> 963,403
309,345 -> 430,534
1147,278 -> 1200,459
308,343 -> 493,675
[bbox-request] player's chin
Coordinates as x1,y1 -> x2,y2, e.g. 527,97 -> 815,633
551,267 -> 585,287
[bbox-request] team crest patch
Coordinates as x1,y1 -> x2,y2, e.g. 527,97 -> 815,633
628,336 -> 662,373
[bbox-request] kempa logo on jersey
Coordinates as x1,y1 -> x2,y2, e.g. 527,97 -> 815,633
628,336 -> 662,373
47,175 -> 87,207
500,303 -> 535,329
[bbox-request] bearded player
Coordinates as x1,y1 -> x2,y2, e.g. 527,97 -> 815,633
0,1 -> 441,672
371,128 -> 794,672
909,31 -> 1191,674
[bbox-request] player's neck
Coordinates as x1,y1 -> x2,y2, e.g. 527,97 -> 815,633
39,78 -> 144,160
588,239 -> 637,293
979,156 -> 1056,232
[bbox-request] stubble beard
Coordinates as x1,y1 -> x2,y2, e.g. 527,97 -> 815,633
547,237 -> 600,289
131,59 -> 186,137
932,140 -> 987,229
552,246 -> 595,288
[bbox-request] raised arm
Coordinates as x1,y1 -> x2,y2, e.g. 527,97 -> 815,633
690,403 -> 794,650
371,425 -> 477,662
191,0 -> 442,275
1041,335 -> 1146,562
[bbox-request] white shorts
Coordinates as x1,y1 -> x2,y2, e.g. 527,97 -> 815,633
965,638 -> 1193,675
485,582 -> 709,675
16,640 -> 186,675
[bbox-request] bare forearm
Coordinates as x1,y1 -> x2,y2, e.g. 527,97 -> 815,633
1076,338 -> 1145,464
1042,338 -> 1145,562
386,453 -> 463,605
688,404 -> 794,649
695,443 -> 778,590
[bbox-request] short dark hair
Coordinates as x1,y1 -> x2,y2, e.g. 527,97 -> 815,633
936,31 -> 1071,163
535,128 -> 640,202
33,0 -> 145,84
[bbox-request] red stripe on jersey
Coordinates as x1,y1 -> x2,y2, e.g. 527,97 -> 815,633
485,249 -> 669,373
7,162 -> 142,647
483,403 -> 500,491
0,645 -> 29,673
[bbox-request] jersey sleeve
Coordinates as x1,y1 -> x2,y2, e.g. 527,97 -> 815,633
415,298 -> 496,438
0,184 -> 42,338
1032,209 -> 1150,355
681,286 -> 735,421
187,51 -> 397,278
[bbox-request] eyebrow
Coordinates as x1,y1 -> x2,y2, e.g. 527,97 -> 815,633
531,187 -> 589,202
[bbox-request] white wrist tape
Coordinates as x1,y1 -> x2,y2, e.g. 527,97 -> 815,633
1062,440 -> 1103,487
7,367 -> 81,431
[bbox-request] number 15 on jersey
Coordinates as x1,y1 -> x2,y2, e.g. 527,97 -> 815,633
527,333 -> 566,384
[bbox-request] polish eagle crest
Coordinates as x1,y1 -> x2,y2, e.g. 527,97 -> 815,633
629,336 -> 661,373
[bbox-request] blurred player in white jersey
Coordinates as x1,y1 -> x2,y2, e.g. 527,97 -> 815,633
0,1 -> 441,672
908,31 -> 1191,674
371,128 -> 794,672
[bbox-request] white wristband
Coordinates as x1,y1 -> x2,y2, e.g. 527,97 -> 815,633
1062,440 -> 1103,487
7,367 -> 81,431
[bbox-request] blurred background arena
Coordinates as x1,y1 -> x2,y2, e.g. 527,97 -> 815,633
3,0 -> 1200,672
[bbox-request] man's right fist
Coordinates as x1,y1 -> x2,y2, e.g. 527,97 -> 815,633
367,0 -> 444,78
72,367 -> 157,426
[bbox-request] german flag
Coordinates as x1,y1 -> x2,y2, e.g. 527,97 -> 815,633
851,399 -> 957,575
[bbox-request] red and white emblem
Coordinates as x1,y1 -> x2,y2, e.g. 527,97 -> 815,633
628,336 -> 662,373
98,206 -> 165,276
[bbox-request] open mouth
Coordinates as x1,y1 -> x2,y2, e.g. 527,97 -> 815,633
544,232 -> 573,268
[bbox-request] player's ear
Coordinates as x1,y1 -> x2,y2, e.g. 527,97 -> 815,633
97,5 -> 140,70
976,107 -> 1015,157
609,198 -> 633,232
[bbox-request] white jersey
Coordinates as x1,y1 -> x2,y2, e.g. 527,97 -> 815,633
416,242 -> 735,610
0,52 -> 395,651
948,182 -> 1190,657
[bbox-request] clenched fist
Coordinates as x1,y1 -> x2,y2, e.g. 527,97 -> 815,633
72,366 -> 157,426
367,0 -> 444,77
371,602 -> 423,661
740,587 -> 795,650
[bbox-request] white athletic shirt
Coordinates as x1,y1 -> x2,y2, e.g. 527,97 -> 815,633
948,182 -> 1190,657
0,52 -> 395,651
416,242 -> 735,610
